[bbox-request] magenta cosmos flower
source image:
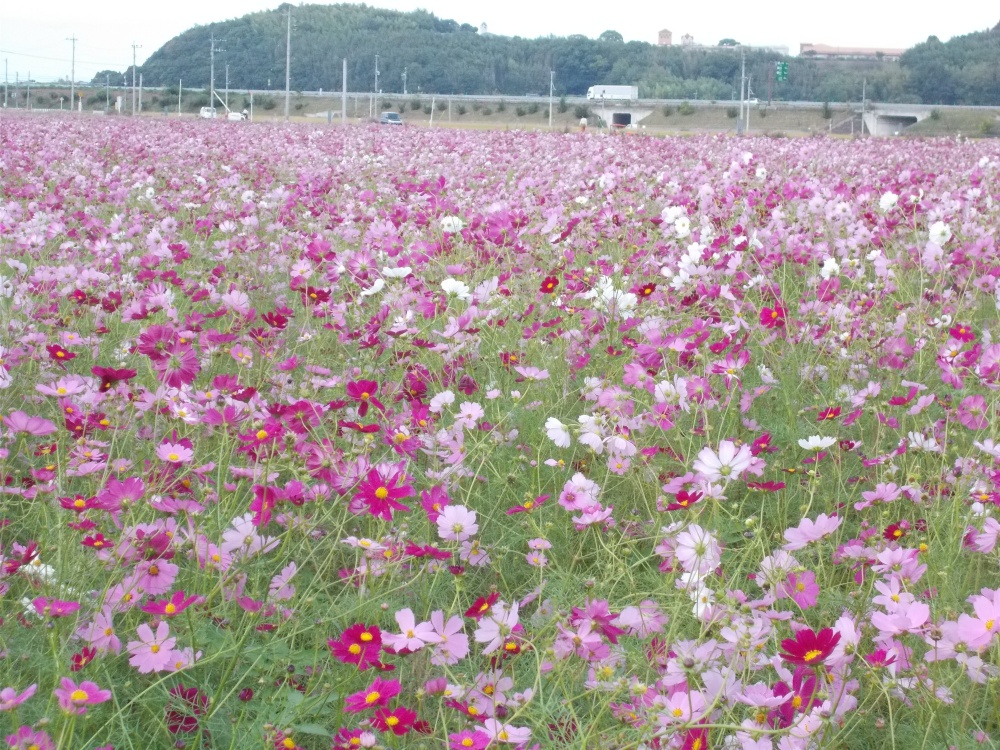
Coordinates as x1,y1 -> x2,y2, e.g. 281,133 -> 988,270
53,677 -> 112,714
6,727 -> 54,750
343,677 -> 401,713
352,466 -> 413,521
779,627 -> 841,667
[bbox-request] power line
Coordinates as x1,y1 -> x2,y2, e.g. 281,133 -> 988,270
0,48 -> 125,68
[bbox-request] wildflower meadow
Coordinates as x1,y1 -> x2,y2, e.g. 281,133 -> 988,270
2,114 -> 1000,750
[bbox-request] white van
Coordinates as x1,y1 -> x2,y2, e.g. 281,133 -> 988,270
226,111 -> 245,121
199,107 -> 217,119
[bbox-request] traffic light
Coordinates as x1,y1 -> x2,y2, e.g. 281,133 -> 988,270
775,62 -> 788,82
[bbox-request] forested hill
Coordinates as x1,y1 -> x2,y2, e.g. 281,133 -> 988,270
130,4 -> 1000,104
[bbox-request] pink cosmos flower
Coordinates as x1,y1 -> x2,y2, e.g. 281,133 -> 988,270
474,601 -> 519,655
692,440 -> 753,483
53,677 -> 112,714
156,442 -> 194,463
76,606 -> 122,654
0,684 -> 37,711
449,730 -> 490,750
482,718 -> 531,745
6,726 -> 54,750
382,608 -> 437,652
782,513 -> 842,551
127,621 -> 176,673
674,524 -> 722,575
31,597 -> 80,618
352,465 -> 413,521
2,411 -> 57,436
781,570 -> 820,608
436,504 -> 478,542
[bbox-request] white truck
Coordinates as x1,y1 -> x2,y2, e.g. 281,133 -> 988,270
586,85 -> 639,101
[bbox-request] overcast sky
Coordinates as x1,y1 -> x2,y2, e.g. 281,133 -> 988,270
1,1 -> 996,82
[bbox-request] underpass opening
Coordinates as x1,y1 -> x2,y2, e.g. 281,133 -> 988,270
611,112 -> 632,129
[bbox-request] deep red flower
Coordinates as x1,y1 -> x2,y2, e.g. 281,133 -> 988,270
165,685 -> 208,734
949,324 -> 975,342
539,276 -> 559,294
47,344 -> 76,366
779,627 -> 841,667
817,406 -> 841,421
506,494 -> 549,515
464,592 -> 500,621
91,366 -> 138,392
665,490 -> 703,511
328,623 -> 383,670
71,646 -> 97,672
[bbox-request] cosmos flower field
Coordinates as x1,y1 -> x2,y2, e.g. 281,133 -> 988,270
2,114 -> 1000,750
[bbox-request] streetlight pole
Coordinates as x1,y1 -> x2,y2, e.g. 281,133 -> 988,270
549,70 -> 554,128
67,35 -> 77,112
738,47 -> 746,134
402,66 -> 407,96
131,42 -> 141,115
210,33 -> 225,114
284,7 -> 292,121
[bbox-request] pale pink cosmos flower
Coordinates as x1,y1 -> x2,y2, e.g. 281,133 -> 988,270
782,513 -> 842,551
127,621 -> 176,673
2,411 -> 57,436
428,611 -> 469,666
382,608 -> 436,652
76,606 -> 122,654
436,504 -> 478,542
482,718 -> 531,745
674,524 -> 722,575
0,684 -> 37,711
474,601 -> 519,655
692,440 -> 753,483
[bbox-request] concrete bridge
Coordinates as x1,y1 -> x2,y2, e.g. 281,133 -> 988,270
860,103 -> 934,136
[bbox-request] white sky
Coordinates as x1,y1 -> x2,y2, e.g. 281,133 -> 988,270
1,0 -> 995,82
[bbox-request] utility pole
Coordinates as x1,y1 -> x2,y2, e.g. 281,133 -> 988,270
738,47 -> 746,134
3,59 -> 7,108
139,74 -> 143,113
284,7 -> 292,121
131,42 -> 141,115
210,33 -> 225,114
225,63 -> 229,111
105,74 -> 110,111
342,58 -> 347,125
374,54 -> 380,113
178,78 -> 182,115
861,78 -> 867,135
548,69 -> 554,128
67,35 -> 77,113
402,66 -> 407,95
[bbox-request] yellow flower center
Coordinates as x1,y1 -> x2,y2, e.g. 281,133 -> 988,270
386,716 -> 399,727
70,689 -> 88,701
498,731 -> 509,741
360,632 -> 373,642
987,619 -> 995,631
282,739 -> 296,749
803,649 -> 823,662
468,706 -> 479,716
150,644 -> 160,653
256,430 -> 268,440
360,392 -> 370,400
672,707 -> 683,717
149,565 -> 159,576
365,691 -> 381,704
462,740 -> 474,748
792,695 -> 803,708
165,603 -> 177,614
348,643 -> 361,654
796,582 -> 806,592
374,487 -> 389,500
74,498 -> 86,508
523,500 -> 534,509
168,453 -> 179,461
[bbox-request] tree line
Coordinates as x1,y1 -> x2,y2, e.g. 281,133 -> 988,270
101,4 -> 1000,105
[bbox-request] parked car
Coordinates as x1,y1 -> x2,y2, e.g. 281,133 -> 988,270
226,111 -> 245,121
199,107 -> 217,119
379,112 -> 403,125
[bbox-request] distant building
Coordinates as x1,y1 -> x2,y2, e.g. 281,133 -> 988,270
681,33 -> 695,46
480,22 -> 488,35
658,29 -> 672,46
757,44 -> 790,56
799,43 -> 905,60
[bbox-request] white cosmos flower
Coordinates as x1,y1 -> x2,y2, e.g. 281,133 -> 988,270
929,221 -> 952,246
359,278 -> 385,297
819,258 -> 840,280
674,216 -> 691,239
879,192 -> 898,211
798,435 -> 836,451
544,418 -> 571,448
382,266 -> 412,278
440,216 -> 465,233
441,278 -> 471,301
